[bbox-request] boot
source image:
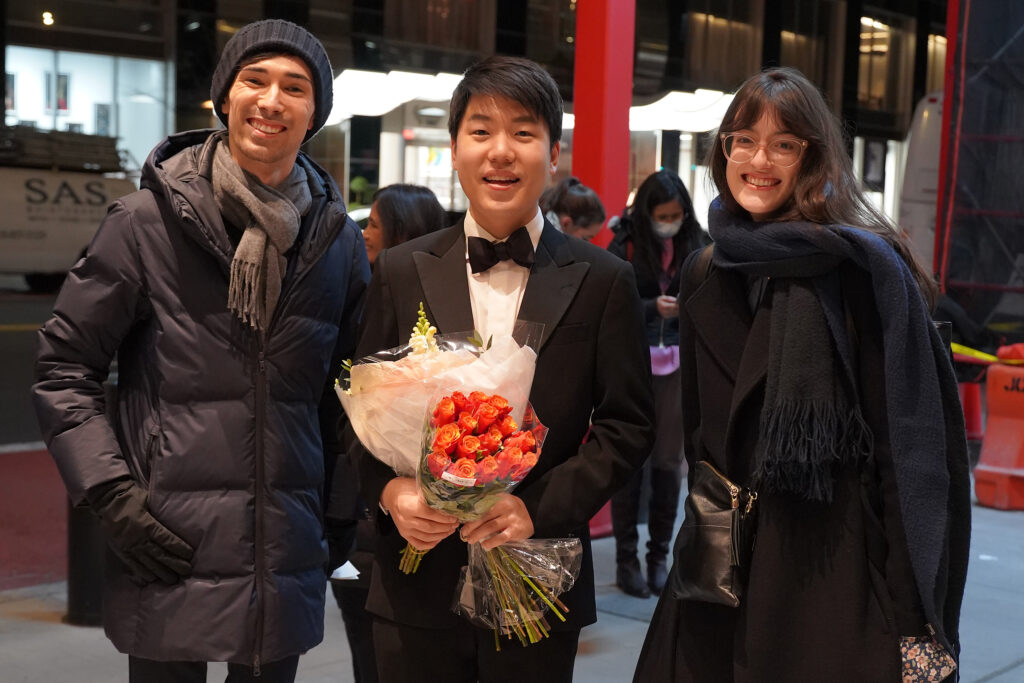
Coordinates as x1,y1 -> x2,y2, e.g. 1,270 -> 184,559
616,557 -> 651,598
646,467 -> 683,594
612,471 -> 649,598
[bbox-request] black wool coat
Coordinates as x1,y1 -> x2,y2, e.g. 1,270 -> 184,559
635,246 -> 970,682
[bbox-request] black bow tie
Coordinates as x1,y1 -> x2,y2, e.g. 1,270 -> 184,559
467,226 -> 536,274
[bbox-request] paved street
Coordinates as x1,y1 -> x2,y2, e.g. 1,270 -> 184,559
0,491 -> 1022,682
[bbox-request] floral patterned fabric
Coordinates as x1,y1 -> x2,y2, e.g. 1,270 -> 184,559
901,636 -> 957,682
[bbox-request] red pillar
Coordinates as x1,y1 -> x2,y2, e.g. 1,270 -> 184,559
571,0 -> 635,248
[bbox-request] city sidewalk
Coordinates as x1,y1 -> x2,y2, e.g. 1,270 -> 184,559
2,500 -> 1023,682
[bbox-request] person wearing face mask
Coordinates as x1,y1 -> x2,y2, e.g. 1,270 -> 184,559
539,176 -> 607,241
607,169 -> 708,598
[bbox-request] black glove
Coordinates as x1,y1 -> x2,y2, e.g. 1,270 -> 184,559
86,477 -> 194,586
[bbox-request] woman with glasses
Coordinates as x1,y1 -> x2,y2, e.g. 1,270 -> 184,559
606,169 -> 707,599
634,67 -> 970,682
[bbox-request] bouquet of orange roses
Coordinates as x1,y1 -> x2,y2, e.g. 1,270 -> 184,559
337,306 -> 544,568
420,391 -> 582,647
421,390 -> 541,521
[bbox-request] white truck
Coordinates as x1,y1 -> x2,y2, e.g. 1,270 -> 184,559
898,92 -> 943,273
0,166 -> 136,291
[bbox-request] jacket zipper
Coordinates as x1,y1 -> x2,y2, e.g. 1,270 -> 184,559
268,201 -> 333,332
253,344 -> 266,677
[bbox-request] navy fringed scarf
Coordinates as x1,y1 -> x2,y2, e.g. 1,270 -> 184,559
707,197 -> 968,649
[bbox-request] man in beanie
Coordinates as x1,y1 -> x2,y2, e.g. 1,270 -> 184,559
32,19 -> 369,682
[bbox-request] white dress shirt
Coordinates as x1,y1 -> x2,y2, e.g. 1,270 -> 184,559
463,207 -> 544,342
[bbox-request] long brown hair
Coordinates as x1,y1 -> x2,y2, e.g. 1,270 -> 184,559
708,67 -> 937,305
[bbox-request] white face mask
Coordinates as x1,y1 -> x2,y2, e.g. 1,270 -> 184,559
652,219 -> 682,238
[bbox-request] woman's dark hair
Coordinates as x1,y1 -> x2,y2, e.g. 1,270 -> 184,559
540,177 -> 605,227
624,169 -> 705,277
371,184 -> 448,248
707,66 -> 937,305
448,55 -> 563,148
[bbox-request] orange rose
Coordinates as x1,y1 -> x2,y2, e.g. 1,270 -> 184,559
457,412 -> 479,435
487,394 -> 512,417
451,391 -> 469,413
469,391 -> 490,405
432,397 -> 456,426
456,434 -> 482,460
511,450 -> 539,481
503,430 -> 536,453
475,456 -> 499,485
478,427 -> 503,455
496,446 -> 523,479
496,415 -> 518,437
447,457 -> 477,481
427,449 -> 451,479
432,422 -> 462,455
474,402 -> 500,432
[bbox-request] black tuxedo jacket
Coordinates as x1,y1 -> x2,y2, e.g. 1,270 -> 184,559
352,218 -> 655,629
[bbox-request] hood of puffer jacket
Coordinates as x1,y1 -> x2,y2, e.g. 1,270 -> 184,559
141,128 -> 349,273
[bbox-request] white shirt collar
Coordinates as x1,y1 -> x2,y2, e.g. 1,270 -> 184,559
464,207 -> 544,250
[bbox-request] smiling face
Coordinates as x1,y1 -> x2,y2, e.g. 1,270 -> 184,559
221,54 -> 315,186
724,112 -> 802,222
451,94 -> 559,239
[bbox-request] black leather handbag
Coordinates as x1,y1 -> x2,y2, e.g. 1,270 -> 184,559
669,460 -> 757,607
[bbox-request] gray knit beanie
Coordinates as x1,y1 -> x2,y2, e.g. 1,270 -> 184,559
210,19 -> 333,142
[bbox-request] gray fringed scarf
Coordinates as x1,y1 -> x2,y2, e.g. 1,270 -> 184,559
212,139 -> 312,331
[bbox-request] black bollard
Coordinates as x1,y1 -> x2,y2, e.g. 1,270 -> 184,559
64,378 -> 116,626
64,501 -> 105,626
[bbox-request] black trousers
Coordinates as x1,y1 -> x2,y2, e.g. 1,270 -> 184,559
333,582 -> 378,683
128,655 -> 299,683
372,616 -> 579,683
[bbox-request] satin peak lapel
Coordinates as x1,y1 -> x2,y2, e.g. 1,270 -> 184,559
518,225 -> 589,351
413,227 -> 475,335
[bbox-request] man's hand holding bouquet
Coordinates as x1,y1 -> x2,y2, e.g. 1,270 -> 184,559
337,305 -> 581,647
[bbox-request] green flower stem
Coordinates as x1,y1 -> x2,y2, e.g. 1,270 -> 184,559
498,547 -> 568,623
399,544 -> 427,574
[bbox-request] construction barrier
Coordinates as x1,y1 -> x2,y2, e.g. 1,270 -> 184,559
974,361 -> 1024,510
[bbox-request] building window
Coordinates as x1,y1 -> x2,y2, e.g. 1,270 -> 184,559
926,33 -> 947,94
5,45 -> 171,171
857,13 -> 915,117
685,1 -> 764,91
378,0 -> 496,71
779,0 -> 844,111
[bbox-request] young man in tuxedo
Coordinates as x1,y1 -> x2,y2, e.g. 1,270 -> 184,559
353,55 -> 655,683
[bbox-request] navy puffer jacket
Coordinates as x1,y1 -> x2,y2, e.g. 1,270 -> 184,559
32,129 -> 369,666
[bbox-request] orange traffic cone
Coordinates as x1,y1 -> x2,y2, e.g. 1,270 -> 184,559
974,362 -> 1024,509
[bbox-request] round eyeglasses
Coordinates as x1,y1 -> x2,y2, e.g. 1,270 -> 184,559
720,133 -> 807,168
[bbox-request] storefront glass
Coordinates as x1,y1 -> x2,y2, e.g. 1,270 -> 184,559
4,45 -> 171,173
